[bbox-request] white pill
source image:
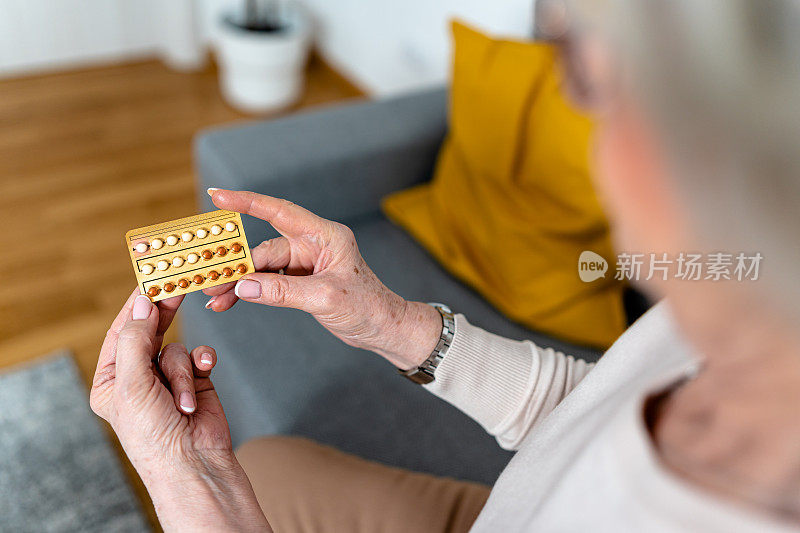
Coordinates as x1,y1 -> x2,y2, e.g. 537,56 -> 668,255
181,231 -> 193,242
166,235 -> 179,246
172,256 -> 184,268
225,221 -> 236,232
187,253 -> 199,264
141,264 -> 155,275
151,238 -> 164,250
157,260 -> 170,271
134,242 -> 148,253
196,228 -> 208,238
210,225 -> 222,235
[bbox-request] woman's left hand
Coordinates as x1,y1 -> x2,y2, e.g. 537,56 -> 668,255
91,289 -> 271,532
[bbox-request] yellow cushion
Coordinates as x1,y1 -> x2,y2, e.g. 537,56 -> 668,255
382,20 -> 625,348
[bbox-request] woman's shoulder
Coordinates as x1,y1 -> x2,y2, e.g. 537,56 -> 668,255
588,299 -> 700,388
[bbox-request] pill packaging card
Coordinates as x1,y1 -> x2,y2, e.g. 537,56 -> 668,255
125,210 -> 255,302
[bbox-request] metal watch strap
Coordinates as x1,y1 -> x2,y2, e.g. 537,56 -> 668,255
399,303 -> 454,385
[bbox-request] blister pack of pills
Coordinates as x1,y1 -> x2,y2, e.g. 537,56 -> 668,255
125,210 -> 255,302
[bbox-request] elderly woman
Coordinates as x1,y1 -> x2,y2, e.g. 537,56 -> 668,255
91,0 -> 800,531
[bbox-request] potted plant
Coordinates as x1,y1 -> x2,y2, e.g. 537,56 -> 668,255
215,0 -> 312,113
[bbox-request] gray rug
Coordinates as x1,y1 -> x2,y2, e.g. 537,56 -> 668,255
0,352 -> 148,533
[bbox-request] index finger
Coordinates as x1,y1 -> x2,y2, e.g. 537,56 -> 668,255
208,189 -> 325,239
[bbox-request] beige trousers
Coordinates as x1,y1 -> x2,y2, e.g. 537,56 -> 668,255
236,437 -> 491,533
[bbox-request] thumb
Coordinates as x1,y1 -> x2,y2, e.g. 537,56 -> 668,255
234,273 -> 330,314
115,294 -> 159,395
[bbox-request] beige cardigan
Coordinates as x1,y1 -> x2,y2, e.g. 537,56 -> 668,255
424,303 -> 798,532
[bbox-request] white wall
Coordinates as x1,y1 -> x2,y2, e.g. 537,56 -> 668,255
0,0 -> 533,94
0,0 -> 155,76
199,0 -> 535,95
0,0 -> 203,77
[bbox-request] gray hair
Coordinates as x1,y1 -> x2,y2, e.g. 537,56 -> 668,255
578,0 -> 800,317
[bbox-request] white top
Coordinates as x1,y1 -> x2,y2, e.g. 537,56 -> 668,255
424,302 -> 798,532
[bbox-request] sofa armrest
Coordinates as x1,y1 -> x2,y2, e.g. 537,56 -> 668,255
193,88 -> 448,228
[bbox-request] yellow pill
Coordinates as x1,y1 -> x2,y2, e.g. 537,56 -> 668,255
157,260 -> 170,271
172,256 -> 185,268
181,232 -> 194,242
166,235 -> 179,246
141,264 -> 155,275
151,238 -> 164,250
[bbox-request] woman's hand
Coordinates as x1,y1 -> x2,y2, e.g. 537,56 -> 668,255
91,289 -> 271,532
203,189 -> 441,370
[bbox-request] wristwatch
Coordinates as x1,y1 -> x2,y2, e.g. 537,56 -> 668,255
399,303 -> 454,384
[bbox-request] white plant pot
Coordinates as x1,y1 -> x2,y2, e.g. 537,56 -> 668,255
215,3 -> 311,113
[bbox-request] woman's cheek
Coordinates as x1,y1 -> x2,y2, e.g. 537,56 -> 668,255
592,115 -> 642,253
593,101 -> 686,257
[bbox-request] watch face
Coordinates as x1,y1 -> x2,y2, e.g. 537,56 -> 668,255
410,369 -> 436,385
399,366 -> 435,385
428,303 -> 452,315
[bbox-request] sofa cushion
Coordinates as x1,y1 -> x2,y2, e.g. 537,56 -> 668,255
383,21 -> 626,349
182,214 -> 600,485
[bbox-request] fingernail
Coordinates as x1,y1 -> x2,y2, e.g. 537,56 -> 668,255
200,353 -> 213,366
204,296 -> 216,310
132,295 -> 152,320
179,392 -> 196,413
207,187 -> 220,197
235,279 -> 261,299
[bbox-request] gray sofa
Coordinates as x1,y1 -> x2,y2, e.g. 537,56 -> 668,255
184,88 -> 603,486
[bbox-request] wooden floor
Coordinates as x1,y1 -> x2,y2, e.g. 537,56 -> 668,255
0,55 -> 363,530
